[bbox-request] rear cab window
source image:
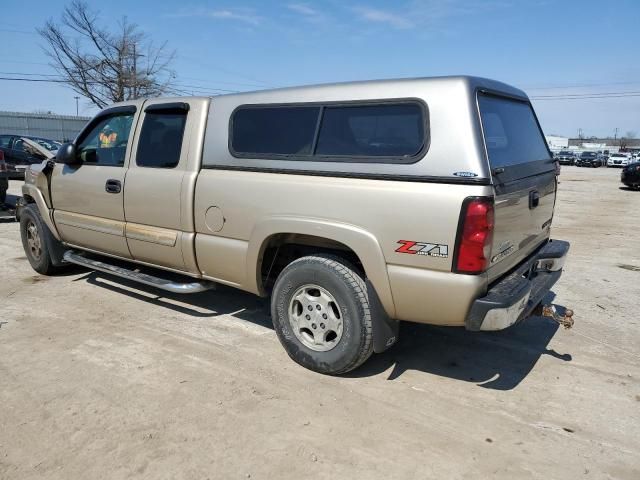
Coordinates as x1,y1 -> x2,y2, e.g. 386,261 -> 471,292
136,105 -> 189,169
477,93 -> 552,181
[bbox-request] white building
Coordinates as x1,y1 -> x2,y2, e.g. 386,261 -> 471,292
545,135 -> 569,150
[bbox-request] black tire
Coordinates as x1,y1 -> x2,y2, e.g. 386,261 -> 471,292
20,204 -> 59,275
271,254 -> 373,375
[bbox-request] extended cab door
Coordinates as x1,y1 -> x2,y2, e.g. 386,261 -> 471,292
50,106 -> 137,258
123,99 -> 207,273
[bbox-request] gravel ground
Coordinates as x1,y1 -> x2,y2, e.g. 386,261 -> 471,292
0,167 -> 639,480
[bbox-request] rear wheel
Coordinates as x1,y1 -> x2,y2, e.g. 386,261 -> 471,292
20,205 -> 59,275
271,254 -> 373,375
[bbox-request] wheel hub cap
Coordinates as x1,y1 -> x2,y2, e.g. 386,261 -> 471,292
288,284 -> 343,352
26,221 -> 42,260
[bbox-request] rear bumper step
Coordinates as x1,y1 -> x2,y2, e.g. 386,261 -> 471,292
63,251 -> 216,294
465,239 -> 570,331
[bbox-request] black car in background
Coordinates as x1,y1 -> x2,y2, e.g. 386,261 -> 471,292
0,135 -> 61,179
621,162 -> 640,190
555,150 -> 577,165
0,150 -> 8,204
576,151 -> 603,168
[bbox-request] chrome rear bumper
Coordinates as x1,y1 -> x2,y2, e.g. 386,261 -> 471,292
465,239 -> 570,331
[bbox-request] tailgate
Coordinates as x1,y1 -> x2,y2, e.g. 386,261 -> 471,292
477,92 -> 557,283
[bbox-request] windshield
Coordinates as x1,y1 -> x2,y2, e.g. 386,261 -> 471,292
30,137 -> 61,151
478,93 -> 550,168
558,151 -> 572,156
611,154 -> 626,158
581,152 -> 596,158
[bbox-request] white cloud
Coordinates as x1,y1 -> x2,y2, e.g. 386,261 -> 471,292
353,7 -> 414,29
287,3 -> 319,16
171,7 -> 262,26
352,1 -> 514,31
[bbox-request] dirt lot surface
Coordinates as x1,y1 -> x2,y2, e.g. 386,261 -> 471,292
1,168 -> 639,480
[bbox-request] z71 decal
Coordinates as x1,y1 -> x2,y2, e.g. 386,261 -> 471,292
396,240 -> 449,258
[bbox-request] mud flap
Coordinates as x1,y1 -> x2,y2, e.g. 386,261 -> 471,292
366,279 -> 399,353
43,224 -> 67,267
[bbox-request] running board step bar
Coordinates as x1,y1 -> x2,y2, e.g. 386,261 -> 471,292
63,251 -> 216,294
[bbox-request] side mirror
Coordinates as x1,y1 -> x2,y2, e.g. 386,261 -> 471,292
55,143 -> 80,165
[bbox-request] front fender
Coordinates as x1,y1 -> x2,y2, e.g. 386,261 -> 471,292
21,183 -> 61,241
247,216 -> 397,319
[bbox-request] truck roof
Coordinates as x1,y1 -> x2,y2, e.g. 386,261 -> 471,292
178,75 -> 528,103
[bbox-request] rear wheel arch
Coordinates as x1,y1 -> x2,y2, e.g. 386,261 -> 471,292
247,218 -> 397,319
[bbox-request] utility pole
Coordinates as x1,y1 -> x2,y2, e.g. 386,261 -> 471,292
614,127 -> 618,141
74,96 -> 80,116
132,43 -> 137,98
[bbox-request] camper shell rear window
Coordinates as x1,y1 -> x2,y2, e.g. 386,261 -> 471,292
477,93 -> 551,169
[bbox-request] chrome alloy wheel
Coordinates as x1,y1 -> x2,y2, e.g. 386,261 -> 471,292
288,284 -> 344,352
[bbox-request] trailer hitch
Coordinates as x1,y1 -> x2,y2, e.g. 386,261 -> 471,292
539,304 -> 574,329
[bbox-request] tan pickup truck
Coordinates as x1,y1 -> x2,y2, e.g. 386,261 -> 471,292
18,76 -> 570,374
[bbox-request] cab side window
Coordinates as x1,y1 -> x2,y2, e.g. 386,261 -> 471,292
76,113 -> 134,166
136,109 -> 188,169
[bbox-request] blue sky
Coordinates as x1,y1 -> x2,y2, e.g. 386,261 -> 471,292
1,0 -> 638,138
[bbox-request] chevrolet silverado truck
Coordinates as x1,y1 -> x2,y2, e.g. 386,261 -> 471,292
18,76 -> 570,374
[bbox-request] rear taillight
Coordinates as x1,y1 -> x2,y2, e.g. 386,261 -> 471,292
454,197 -> 494,274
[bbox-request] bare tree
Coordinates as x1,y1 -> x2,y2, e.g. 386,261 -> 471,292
625,131 -> 637,139
39,1 -> 176,108
620,137 -> 629,150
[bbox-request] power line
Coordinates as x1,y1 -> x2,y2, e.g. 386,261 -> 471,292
0,74 -> 243,95
2,72 -> 640,100
0,69 -> 252,93
531,90 -> 640,98
524,80 -> 640,90
531,92 -> 640,100
0,28 -> 36,35
0,71 -> 61,77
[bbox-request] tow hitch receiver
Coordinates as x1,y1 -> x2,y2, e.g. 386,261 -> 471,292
540,304 -> 574,329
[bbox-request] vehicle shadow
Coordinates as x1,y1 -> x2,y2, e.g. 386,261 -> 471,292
347,294 -> 572,390
76,271 -> 571,389
80,272 -> 272,329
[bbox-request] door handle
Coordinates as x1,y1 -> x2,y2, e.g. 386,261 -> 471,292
529,190 -> 540,209
105,179 -> 121,194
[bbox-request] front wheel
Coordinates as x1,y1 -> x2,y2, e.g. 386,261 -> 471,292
20,205 -> 59,275
271,255 -> 373,375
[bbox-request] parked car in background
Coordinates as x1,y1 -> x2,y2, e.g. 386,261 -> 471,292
621,162 -> 640,190
576,151 -> 603,168
608,153 -> 631,168
555,150 -> 577,165
0,135 -> 61,179
0,150 -> 8,204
